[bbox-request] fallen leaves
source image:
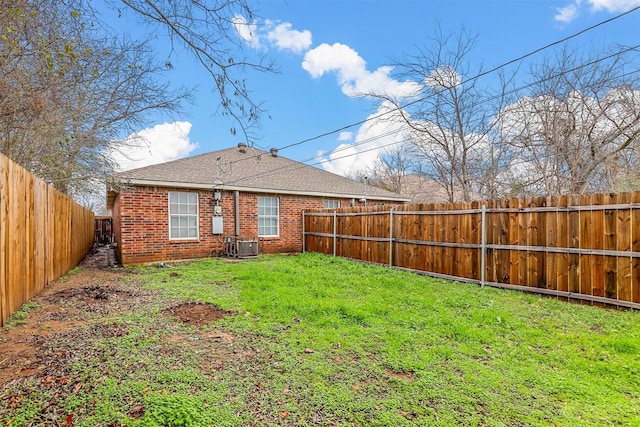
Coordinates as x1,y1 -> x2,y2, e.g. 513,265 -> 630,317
126,404 -> 144,419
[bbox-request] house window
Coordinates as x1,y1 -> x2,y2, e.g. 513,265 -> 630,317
169,191 -> 199,239
258,196 -> 279,237
324,200 -> 340,209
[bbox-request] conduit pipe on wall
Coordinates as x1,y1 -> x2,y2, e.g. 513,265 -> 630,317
234,190 -> 240,236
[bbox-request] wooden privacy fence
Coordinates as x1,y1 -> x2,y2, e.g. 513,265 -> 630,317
303,192 -> 640,309
0,153 -> 95,326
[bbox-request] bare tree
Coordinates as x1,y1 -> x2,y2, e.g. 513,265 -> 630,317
0,0 -> 186,195
350,144 -> 417,194
380,26 -> 515,202
498,45 -> 640,195
2,0 -> 275,200
109,0 -> 276,141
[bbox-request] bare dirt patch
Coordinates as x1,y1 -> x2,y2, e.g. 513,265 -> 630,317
0,268 -> 138,387
163,302 -> 236,326
386,367 -> 415,382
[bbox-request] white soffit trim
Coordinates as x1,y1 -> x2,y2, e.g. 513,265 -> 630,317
116,178 -> 411,202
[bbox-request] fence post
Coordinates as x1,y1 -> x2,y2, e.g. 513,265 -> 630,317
481,205 -> 487,287
302,212 -> 306,253
333,211 -> 337,257
389,208 -> 394,267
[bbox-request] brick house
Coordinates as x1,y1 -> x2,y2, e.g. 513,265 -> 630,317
107,145 -> 409,265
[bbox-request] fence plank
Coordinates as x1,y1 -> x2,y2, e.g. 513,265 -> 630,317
633,192 -> 640,304
568,195 -> 580,294
8,160 -> 25,317
34,179 -> 47,292
534,196 -> 547,288
617,193 -> 632,302
604,193 -> 618,299
470,201 -> 481,281
591,193 -> 605,300
579,194 -> 593,299
0,155 -> 7,325
426,203 -> 436,273
443,202 -> 454,277
497,199 -> 510,283
546,196 -> 558,291
556,195 -> 569,293
486,199 -> 497,283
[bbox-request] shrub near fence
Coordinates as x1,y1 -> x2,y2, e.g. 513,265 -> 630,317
0,153 -> 95,326
303,192 -> 640,309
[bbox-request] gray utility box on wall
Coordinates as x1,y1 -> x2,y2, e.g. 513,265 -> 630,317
212,216 -> 224,234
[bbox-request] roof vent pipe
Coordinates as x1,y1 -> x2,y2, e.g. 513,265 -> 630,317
237,142 -> 247,153
270,148 -> 278,157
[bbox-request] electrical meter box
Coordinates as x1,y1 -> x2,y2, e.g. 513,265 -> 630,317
212,216 -> 224,234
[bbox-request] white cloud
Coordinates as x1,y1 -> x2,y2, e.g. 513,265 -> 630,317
555,2 -> 581,22
319,102 -> 409,175
338,131 -> 353,141
111,121 -> 197,172
425,66 -> 461,89
302,43 -> 366,79
233,15 -> 261,49
302,43 -> 421,99
588,0 -> 640,12
555,0 -> 640,22
267,22 -> 312,54
234,17 -> 312,54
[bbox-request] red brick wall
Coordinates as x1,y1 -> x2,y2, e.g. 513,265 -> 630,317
112,185 -> 363,265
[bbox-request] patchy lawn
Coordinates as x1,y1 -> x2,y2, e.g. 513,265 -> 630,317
1,253 -> 639,426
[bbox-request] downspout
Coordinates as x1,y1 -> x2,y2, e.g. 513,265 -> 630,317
234,190 -> 240,237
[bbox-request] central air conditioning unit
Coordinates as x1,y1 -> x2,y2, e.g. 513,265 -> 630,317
236,238 -> 259,258
223,236 -> 259,258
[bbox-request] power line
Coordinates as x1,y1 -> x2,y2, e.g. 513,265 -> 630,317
218,5 -> 640,170
270,5 -> 640,154
222,44 -> 640,187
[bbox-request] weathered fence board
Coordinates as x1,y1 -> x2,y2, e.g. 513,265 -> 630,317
0,153 -> 94,326
633,192 -> 640,304
304,191 -> 640,309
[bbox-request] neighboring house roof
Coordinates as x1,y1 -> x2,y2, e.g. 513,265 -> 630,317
378,174 -> 475,204
108,146 -> 409,208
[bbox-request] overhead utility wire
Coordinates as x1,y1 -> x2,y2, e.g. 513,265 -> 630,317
311,61 -> 640,172
222,6 -> 640,170
271,5 -> 640,154
222,45 -> 640,186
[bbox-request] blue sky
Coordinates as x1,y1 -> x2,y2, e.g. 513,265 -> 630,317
110,0 -> 640,175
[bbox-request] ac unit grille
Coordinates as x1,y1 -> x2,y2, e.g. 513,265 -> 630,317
222,236 -> 259,258
237,240 -> 258,258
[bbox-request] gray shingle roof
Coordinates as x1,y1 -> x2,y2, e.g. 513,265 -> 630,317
112,147 -> 409,201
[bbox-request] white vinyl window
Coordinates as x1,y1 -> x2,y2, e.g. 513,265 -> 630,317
324,200 -> 340,209
258,196 -> 279,237
169,191 -> 199,239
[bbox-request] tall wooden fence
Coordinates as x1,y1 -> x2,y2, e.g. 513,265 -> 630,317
303,192 -> 640,309
0,153 -> 95,326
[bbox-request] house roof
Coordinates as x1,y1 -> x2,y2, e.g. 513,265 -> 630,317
108,146 -> 409,207
378,174 -> 480,204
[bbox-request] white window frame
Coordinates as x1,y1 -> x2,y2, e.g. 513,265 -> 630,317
168,191 -> 199,240
324,200 -> 340,209
258,196 -> 279,237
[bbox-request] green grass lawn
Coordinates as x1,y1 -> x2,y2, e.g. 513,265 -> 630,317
3,253 -> 640,426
